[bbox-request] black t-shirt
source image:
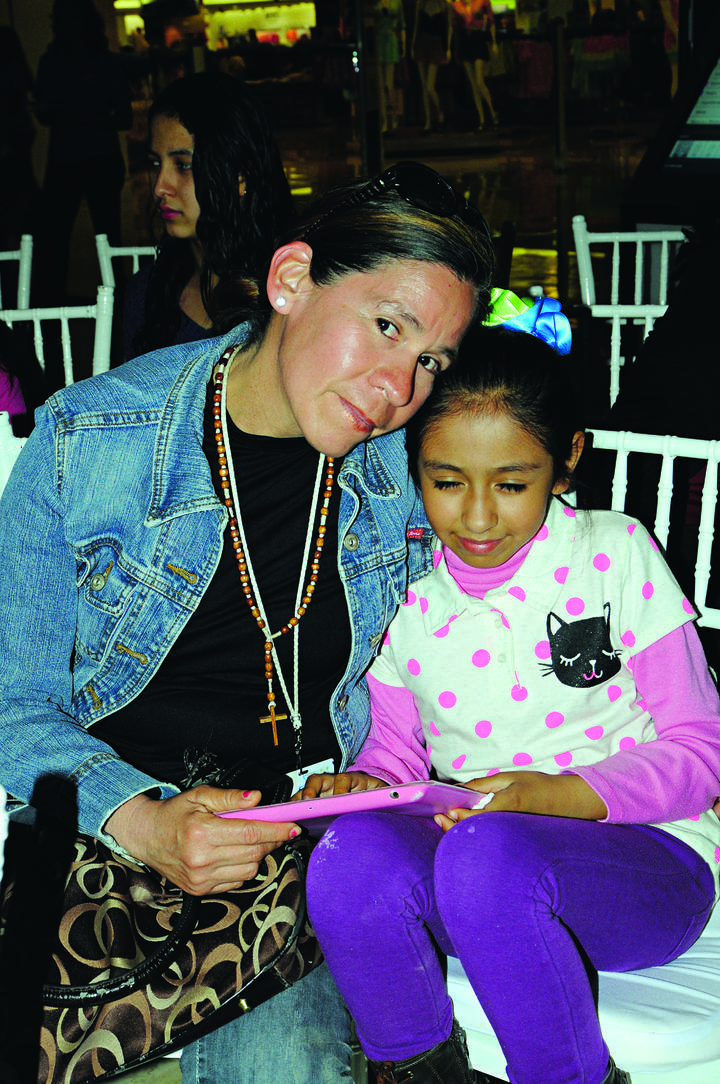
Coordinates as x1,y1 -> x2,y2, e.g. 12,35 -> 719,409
91,382 -> 349,789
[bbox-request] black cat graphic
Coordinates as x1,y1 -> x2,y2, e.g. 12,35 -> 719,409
540,602 -> 622,688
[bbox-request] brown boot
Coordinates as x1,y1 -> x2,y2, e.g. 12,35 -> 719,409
602,1057 -> 632,1084
369,1020 -> 474,1083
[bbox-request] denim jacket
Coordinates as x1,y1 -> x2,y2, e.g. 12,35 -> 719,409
0,327 -> 433,845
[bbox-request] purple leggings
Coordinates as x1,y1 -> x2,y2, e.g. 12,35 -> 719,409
306,811 -> 714,1084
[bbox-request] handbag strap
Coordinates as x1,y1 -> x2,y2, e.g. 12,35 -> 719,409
42,891 -> 199,1006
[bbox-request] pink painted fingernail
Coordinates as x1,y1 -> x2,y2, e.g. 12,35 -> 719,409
289,827 -> 301,838
242,790 -> 253,798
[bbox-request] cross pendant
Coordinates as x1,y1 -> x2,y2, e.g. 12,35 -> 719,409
259,702 -> 289,746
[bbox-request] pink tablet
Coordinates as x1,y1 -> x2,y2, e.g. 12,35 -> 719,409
217,780 -> 492,834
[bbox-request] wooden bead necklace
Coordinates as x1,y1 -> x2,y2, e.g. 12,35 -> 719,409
213,347 -> 335,757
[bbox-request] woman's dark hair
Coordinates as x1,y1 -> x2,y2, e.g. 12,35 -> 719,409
214,170 -> 495,340
406,324 -> 584,488
136,72 -> 295,355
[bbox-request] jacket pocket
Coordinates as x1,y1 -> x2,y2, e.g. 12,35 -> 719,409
75,542 -> 139,664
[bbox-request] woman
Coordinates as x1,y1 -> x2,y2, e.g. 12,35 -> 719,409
0,162 -> 495,1084
124,71 -> 295,361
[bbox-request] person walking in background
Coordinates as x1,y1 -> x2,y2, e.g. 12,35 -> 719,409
450,0 -> 499,130
32,0 -> 132,304
412,0 -> 452,133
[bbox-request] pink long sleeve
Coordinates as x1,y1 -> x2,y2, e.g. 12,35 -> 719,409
571,622 -> 720,823
349,674 -> 431,784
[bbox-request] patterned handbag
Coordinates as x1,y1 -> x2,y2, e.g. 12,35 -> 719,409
0,826 -> 322,1084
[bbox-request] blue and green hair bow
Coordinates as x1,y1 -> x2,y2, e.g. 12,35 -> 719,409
483,288 -> 572,356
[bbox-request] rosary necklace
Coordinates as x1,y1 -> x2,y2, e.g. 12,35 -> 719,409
212,347 -> 335,760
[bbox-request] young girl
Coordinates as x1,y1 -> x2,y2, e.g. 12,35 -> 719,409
303,316 -> 720,1084
123,72 -> 294,360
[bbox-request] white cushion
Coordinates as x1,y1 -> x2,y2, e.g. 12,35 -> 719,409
448,902 -> 720,1083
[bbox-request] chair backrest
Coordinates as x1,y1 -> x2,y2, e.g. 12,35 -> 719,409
588,428 -> 720,630
0,411 -> 27,496
95,234 -> 156,289
0,285 -> 114,387
572,215 -> 686,406
0,235 -> 33,310
572,214 -> 685,308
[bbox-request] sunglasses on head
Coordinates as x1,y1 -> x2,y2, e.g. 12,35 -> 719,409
303,160 -> 492,244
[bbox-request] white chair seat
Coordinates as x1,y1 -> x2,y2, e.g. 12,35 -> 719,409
449,901 -> 720,1082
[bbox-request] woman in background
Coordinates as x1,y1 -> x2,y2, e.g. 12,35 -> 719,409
124,71 -> 295,361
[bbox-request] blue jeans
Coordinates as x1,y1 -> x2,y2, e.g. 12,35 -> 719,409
179,963 -> 354,1083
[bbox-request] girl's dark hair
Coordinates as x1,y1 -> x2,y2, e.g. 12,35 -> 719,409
136,72 -> 295,355
213,171 -> 495,340
407,324 -> 584,487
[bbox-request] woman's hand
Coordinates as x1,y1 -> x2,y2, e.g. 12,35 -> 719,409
293,771 -> 388,800
434,772 -> 608,830
105,786 -> 300,896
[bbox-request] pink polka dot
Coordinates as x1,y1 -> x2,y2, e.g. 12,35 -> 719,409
509,585 -> 526,602
475,719 -> 492,738
607,685 -> 622,702
593,553 -> 611,572
438,691 -> 457,709
486,767 -> 500,776
511,684 -> 528,701
636,698 -> 647,712
627,524 -> 636,536
627,656 -> 634,671
585,725 -> 604,740
621,630 -> 636,648
452,754 -> 467,771
404,590 -> 416,606
714,846 -> 720,865
555,567 -> 569,585
472,649 -> 491,668
566,597 -> 585,616
689,813 -> 700,822
513,752 -> 533,766
407,659 -> 421,677
429,721 -> 441,737
555,752 -> 573,767
491,608 -> 510,629
642,582 -> 654,600
535,640 -> 551,660
383,631 -> 390,646
683,598 -> 694,615
433,550 -> 443,568
420,597 -> 429,615
536,525 -> 549,541
562,506 -> 577,518
434,616 -> 458,638
619,736 -> 636,751
649,538 -> 658,551
546,711 -> 564,728
427,744 -> 432,756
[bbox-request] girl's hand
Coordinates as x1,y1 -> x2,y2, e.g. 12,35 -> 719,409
105,786 -> 299,896
434,771 -> 607,830
293,771 -> 388,800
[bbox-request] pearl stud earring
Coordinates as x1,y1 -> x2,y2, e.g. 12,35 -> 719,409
276,296 -> 287,308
